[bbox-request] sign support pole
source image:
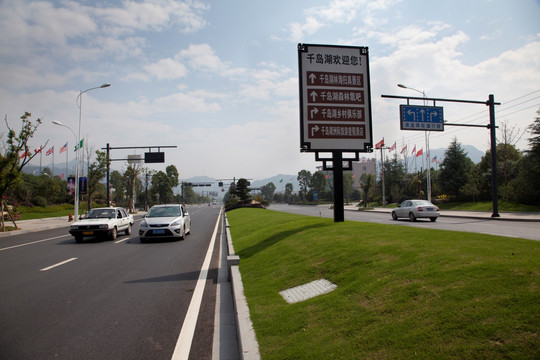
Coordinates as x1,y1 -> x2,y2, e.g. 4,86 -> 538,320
332,151 -> 345,222
488,94 -> 500,218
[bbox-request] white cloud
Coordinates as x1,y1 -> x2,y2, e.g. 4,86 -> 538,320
177,43 -> 228,73
144,58 -> 188,80
94,0 -> 209,34
288,17 -> 324,42
286,0 -> 401,41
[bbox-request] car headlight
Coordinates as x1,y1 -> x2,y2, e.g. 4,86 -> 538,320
71,225 -> 78,230
99,224 -> 109,229
170,219 -> 182,227
140,220 -> 148,227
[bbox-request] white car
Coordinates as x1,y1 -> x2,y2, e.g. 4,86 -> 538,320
139,204 -> 191,243
69,207 -> 134,242
391,199 -> 440,222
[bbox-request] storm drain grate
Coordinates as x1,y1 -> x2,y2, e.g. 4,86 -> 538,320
279,278 -> 337,304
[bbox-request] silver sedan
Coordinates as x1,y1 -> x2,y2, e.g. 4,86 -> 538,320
391,200 -> 440,222
139,204 -> 191,242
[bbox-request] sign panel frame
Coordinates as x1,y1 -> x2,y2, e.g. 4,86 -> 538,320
298,43 -> 373,153
144,152 -> 165,163
400,104 -> 444,132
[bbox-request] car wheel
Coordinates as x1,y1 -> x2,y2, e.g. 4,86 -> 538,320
75,235 -> 83,243
391,211 -> 398,220
180,226 -> 185,240
111,227 -> 117,240
125,224 -> 132,235
409,212 -> 417,222
430,217 -> 437,222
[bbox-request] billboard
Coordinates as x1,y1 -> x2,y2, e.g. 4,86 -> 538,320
298,43 -> 373,152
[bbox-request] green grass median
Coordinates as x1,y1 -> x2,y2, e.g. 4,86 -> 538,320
227,208 -> 539,360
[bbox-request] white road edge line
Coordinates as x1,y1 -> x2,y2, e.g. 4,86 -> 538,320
0,235 -> 68,252
40,257 -> 78,271
171,208 -> 222,360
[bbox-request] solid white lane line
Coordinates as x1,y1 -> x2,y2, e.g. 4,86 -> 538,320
171,208 -> 222,360
40,257 -> 78,271
0,235 -> 68,252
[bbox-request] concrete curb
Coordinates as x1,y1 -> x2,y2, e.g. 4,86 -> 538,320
344,207 -> 540,222
224,214 -> 261,360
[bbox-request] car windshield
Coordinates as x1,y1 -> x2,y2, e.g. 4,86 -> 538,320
86,209 -> 115,219
147,206 -> 181,218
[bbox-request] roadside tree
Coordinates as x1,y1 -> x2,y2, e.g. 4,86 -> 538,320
284,183 -> 293,203
151,171 -> 175,204
235,178 -> 251,203
86,150 -> 108,211
297,170 -> 312,201
513,108 -> 540,204
359,173 -> 374,207
439,138 -> 474,199
1,112 -> 48,204
260,182 -> 276,201
343,172 -> 354,204
311,171 -> 326,203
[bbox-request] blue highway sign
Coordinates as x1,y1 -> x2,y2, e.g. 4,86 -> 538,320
400,105 -> 444,131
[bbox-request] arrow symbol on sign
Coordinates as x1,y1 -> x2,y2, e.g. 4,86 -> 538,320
420,109 -> 425,122
310,107 -> 319,118
407,110 -> 416,121
311,125 -> 320,137
430,111 -> 438,121
309,73 -> 317,84
310,91 -> 318,102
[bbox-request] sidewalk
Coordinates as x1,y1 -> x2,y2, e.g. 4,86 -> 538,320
344,205 -> 540,222
0,216 -> 71,237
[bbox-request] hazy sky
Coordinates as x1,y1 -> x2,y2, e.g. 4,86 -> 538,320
1,0 -> 539,180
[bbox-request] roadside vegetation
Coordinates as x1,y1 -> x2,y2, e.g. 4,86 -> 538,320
227,208 -> 539,359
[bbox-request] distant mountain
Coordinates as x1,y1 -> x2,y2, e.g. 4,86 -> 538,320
429,145 -> 485,164
251,174 -> 300,191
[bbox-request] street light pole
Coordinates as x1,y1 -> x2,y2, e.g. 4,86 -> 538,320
75,83 -> 111,217
397,83 -> 432,203
52,120 -> 78,218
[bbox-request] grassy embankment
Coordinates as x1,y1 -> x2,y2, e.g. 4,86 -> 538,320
227,208 -> 539,360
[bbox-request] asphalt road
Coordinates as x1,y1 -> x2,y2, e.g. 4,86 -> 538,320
268,204 -> 540,241
0,205 -> 222,360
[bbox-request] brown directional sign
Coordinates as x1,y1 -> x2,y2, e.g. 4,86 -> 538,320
298,44 -> 373,152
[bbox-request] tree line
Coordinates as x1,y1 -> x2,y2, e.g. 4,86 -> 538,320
1,113 -> 210,213
3,110 -> 540,213
255,109 -> 540,206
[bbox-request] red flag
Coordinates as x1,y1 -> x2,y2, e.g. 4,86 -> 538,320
46,146 -> 54,156
374,139 -> 384,149
389,142 -> 396,151
416,148 -> 423,157
400,145 -> 407,154
60,173 -> 65,179
34,146 -> 43,154
411,145 -> 416,155
60,142 -> 68,153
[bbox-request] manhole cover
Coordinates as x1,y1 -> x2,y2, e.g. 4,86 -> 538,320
279,278 -> 337,304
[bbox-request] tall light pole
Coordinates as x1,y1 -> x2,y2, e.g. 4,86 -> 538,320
75,83 -> 111,218
397,83 -> 432,203
52,120 -> 78,217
